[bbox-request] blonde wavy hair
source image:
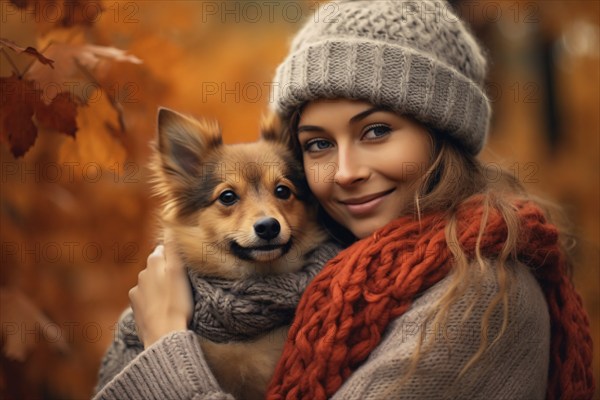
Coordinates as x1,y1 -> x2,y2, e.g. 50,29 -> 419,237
405,131 -> 574,385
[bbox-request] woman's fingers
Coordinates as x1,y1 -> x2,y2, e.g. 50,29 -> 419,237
128,238 -> 193,348
128,286 -> 137,302
147,245 -> 165,269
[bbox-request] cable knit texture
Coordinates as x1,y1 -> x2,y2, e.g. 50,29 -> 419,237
186,256 -> 332,342
265,195 -> 595,400
271,0 -> 491,154
95,331 -> 236,400
94,241 -> 342,395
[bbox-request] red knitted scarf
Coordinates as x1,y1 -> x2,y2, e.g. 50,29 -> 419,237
266,196 -> 594,400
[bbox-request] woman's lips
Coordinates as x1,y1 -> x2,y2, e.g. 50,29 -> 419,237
340,189 -> 394,216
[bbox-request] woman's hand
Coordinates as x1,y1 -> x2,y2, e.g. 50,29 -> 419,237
129,235 -> 193,348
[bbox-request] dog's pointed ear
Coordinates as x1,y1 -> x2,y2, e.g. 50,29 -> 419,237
157,107 -> 222,175
259,112 -> 286,144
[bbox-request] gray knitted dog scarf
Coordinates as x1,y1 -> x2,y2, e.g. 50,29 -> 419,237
120,242 -> 341,347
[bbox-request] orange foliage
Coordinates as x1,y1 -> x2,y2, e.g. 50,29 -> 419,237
0,1 -> 598,399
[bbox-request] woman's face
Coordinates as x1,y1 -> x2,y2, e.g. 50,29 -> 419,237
297,99 -> 433,239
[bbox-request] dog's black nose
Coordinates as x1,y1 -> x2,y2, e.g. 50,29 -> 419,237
253,217 -> 281,240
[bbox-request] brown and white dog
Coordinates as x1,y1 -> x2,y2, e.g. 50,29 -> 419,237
150,108 -> 327,399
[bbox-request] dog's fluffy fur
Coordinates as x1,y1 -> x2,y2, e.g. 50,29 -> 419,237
150,108 -> 327,399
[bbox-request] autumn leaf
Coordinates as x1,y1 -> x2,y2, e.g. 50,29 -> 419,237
0,38 -> 55,69
0,75 -> 43,157
2,104 -> 38,158
27,42 -> 142,105
27,43 -> 142,82
36,92 -> 79,137
1,37 -> 143,158
76,45 -> 143,67
0,74 -> 79,157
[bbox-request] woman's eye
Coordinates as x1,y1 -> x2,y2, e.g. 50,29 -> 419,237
304,139 -> 332,153
274,185 -> 292,200
363,124 -> 391,139
218,190 -> 238,205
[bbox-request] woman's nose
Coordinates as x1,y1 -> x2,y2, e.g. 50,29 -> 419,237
334,148 -> 369,187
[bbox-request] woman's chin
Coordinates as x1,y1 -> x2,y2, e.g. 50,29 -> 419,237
348,221 -> 381,240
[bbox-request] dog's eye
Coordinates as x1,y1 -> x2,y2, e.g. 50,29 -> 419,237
218,190 -> 238,205
275,185 -> 292,200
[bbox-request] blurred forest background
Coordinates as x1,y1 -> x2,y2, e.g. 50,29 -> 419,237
0,0 -> 598,398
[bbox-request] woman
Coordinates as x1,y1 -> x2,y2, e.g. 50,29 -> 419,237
94,1 -> 594,399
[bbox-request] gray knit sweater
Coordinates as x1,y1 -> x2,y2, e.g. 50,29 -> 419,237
94,260 -> 550,400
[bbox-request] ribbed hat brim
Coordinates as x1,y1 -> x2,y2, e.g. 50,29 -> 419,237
272,39 -> 490,155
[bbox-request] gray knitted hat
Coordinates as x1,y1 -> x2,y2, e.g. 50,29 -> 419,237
271,0 -> 491,155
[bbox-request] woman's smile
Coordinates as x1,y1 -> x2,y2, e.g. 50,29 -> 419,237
338,188 -> 396,217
